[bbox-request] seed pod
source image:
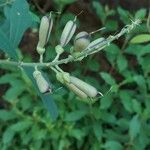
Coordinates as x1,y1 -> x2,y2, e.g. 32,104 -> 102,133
60,19 -> 76,47
33,70 -> 51,94
70,76 -> 98,98
66,83 -> 88,99
74,31 -> 91,51
37,15 -> 53,54
85,37 -> 106,51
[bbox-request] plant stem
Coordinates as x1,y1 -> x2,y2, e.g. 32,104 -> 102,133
0,20 -> 141,69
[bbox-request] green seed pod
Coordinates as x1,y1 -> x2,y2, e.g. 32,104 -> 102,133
74,31 -> 91,51
37,15 -> 53,54
86,37 -> 106,50
60,20 -> 76,47
33,70 -> 51,94
66,83 -> 88,99
70,76 -> 98,98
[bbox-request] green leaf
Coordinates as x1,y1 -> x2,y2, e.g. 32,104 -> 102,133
100,72 -> 116,85
105,43 -> 120,65
132,99 -> 142,114
93,122 -> 103,141
69,129 -> 85,140
10,120 -> 32,132
130,34 -> 150,44
23,66 -> 58,121
119,90 -> 133,113
2,128 -> 15,144
129,115 -> 141,141
117,7 -> 130,24
105,20 -> 118,31
133,75 -> 147,94
135,9 -> 146,19
3,80 -> 26,102
117,54 -> 128,72
64,110 -> 87,122
0,110 -> 17,121
103,140 -> 123,150
88,59 -> 100,72
0,0 -> 32,60
100,95 -> 112,110
92,1 -> 106,23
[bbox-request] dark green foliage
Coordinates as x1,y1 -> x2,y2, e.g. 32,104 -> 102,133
0,0 -> 150,149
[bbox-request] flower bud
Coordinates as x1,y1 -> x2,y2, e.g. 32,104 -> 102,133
70,76 -> 98,98
33,70 -> 51,94
74,31 -> 91,51
37,15 -> 53,54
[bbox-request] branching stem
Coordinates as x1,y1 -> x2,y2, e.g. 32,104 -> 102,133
0,20 -> 141,70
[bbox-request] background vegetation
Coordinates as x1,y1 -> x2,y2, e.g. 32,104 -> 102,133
0,0 -> 150,149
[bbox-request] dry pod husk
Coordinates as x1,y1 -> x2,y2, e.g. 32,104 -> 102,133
33,70 -> 51,94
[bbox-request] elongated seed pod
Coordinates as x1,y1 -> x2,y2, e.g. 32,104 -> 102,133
66,83 -> 88,99
74,31 -> 91,51
70,76 -> 98,98
60,20 -> 76,47
85,37 -> 106,51
33,70 -> 51,94
37,15 -> 53,54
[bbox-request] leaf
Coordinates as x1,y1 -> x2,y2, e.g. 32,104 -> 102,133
129,115 -> 141,141
117,7 -> 130,24
0,110 -> 17,121
133,75 -> 147,94
3,80 -> 26,102
23,66 -> 58,121
100,95 -> 113,110
93,122 -> 103,141
132,99 -> 142,114
103,140 -> 123,150
135,9 -> 146,19
2,128 -> 15,144
88,59 -> 100,72
119,90 -> 133,113
130,34 -> 150,44
64,110 -> 87,122
92,1 -> 106,23
105,20 -> 118,31
105,43 -> 120,65
0,0 -> 32,60
117,54 -> 128,72
10,120 -> 32,132
69,129 -> 85,140
100,72 -> 116,85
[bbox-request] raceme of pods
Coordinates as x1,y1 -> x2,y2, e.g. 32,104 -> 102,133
33,70 -> 52,94
37,14 -> 53,55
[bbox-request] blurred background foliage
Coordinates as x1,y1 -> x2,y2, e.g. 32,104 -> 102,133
0,0 -> 150,149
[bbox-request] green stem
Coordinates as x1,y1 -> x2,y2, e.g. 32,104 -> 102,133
0,20 -> 141,70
